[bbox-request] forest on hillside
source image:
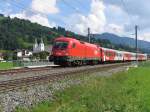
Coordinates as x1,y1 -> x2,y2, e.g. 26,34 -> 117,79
0,14 -> 138,53
0,14 -> 89,50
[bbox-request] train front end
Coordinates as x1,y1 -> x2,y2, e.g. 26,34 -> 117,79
51,37 -> 71,66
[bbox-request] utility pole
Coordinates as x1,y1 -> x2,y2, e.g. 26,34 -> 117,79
135,25 -> 138,63
88,27 -> 90,43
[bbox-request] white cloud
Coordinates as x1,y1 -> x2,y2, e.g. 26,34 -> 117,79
103,4 -> 130,36
105,24 -> 124,35
66,0 -> 129,37
9,0 -> 60,27
139,33 -> 150,42
10,11 -> 56,27
31,0 -> 59,14
104,0 -> 150,32
66,0 -> 106,35
103,1 -> 150,42
105,5 -> 129,25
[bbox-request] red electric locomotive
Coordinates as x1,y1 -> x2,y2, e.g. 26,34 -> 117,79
50,36 -> 147,66
51,36 -> 102,66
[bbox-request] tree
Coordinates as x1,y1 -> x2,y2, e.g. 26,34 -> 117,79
3,52 -> 13,60
32,51 -> 49,60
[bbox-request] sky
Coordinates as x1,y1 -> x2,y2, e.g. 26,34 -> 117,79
0,0 -> 150,42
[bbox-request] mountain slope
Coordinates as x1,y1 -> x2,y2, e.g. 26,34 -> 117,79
93,33 -> 150,53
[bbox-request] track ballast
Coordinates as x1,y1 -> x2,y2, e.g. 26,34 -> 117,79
0,62 -> 131,93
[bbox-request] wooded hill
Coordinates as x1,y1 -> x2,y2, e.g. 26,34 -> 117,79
0,14 -> 90,50
0,14 -> 145,53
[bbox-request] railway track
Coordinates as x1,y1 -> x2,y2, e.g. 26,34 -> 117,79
0,62 -> 131,93
0,66 -> 57,75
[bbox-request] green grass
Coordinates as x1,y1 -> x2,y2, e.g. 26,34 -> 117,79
15,61 -> 150,112
0,62 -> 13,70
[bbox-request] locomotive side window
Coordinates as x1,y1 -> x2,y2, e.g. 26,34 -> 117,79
72,43 -> 76,48
54,41 -> 68,49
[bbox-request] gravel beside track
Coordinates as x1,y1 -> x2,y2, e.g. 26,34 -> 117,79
0,63 -> 131,112
0,62 -> 131,93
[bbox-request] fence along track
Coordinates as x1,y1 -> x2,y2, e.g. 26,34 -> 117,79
0,63 -> 130,93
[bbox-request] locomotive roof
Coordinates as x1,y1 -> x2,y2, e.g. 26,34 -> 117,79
101,47 -> 147,56
55,36 -> 100,47
55,36 -> 78,41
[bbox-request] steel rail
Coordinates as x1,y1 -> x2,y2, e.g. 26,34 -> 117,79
0,63 -> 131,93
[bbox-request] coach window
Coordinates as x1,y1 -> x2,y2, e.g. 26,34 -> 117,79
105,51 -> 108,56
117,53 -> 119,57
119,54 -> 122,57
72,43 -> 76,48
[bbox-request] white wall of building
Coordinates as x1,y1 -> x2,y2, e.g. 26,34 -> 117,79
17,50 -> 33,58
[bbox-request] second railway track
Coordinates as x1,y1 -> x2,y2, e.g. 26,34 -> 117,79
0,66 -> 58,75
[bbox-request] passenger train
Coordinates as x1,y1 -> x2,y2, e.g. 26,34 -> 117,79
50,36 -> 147,66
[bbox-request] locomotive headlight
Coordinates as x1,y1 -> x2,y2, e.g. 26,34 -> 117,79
65,52 -> 69,56
63,50 -> 69,56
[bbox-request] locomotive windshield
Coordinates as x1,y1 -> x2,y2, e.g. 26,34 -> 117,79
54,41 -> 68,49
